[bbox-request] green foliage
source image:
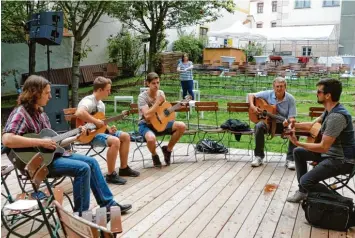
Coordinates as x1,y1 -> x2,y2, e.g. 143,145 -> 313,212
108,1 -> 236,71
173,33 -> 204,64
241,42 -> 265,62
107,28 -> 145,77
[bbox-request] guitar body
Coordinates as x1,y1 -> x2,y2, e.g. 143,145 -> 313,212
76,112 -> 107,144
150,101 -> 176,132
306,122 -> 322,143
249,98 -> 277,124
8,128 -> 65,174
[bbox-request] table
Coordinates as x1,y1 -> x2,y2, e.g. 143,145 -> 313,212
254,56 -> 268,64
114,96 -> 134,113
220,56 -> 236,67
281,56 -> 298,65
297,56 -> 310,64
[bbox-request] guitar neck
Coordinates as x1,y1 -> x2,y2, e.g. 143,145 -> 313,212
103,114 -> 125,124
52,128 -> 81,143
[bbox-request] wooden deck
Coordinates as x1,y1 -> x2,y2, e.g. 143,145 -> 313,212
2,143 -> 355,238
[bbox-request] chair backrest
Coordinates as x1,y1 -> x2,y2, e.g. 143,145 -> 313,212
24,153 -> 47,190
63,108 -> 77,129
53,201 -> 114,238
195,102 -> 219,128
309,107 -> 324,119
227,102 -> 251,125
130,103 -> 139,131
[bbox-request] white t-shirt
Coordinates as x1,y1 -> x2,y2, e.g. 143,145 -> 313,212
77,94 -> 105,114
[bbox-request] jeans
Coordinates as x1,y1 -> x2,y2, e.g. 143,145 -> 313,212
181,80 -> 194,100
294,147 -> 354,193
92,130 -> 123,147
254,121 -> 296,161
48,153 -> 116,212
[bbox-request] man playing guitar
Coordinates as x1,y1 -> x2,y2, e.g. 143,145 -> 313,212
2,75 -> 132,213
75,77 -> 140,185
138,72 -> 186,167
286,78 -> 355,203
248,77 -> 297,169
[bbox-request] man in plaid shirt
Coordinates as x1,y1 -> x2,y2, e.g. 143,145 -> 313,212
2,75 -> 132,214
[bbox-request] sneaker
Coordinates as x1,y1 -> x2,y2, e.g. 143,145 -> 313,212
152,154 -> 162,168
286,190 -> 307,203
251,156 -> 263,167
119,166 -> 140,177
106,171 -> 127,185
162,146 -> 172,166
285,160 -> 296,170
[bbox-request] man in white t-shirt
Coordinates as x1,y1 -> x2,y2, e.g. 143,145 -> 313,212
75,77 -> 139,185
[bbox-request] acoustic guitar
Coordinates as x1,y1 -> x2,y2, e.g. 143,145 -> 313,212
7,124 -> 96,174
149,96 -> 192,132
249,98 -> 290,124
76,110 -> 129,144
285,122 -> 322,143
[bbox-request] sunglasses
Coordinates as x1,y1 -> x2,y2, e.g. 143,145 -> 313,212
317,90 -> 325,94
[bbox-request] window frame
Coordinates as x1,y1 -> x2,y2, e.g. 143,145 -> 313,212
295,0 -> 311,9
272,1 -> 277,12
257,2 -> 264,13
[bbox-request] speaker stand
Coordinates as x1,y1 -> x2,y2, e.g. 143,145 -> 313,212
46,45 -> 52,82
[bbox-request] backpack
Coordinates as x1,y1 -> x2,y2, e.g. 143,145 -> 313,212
128,131 -> 144,143
196,139 -> 228,154
302,192 -> 355,231
220,119 -> 251,132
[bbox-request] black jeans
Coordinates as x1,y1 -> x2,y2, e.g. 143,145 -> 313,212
294,147 -> 354,193
254,121 -> 297,161
181,80 -> 194,100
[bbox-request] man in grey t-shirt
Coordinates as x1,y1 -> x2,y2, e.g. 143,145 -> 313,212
286,78 -> 355,203
138,72 -> 186,167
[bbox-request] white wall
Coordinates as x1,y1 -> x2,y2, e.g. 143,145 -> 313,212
250,0 -> 278,28
80,14 -> 123,66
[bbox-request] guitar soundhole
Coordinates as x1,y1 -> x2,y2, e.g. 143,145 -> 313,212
163,109 -> 170,117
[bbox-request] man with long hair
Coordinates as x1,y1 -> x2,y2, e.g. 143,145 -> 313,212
2,75 -> 132,213
75,76 -> 139,185
286,78 -> 355,203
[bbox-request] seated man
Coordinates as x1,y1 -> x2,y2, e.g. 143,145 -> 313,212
248,77 -> 297,169
138,72 -> 186,167
287,78 -> 355,203
75,76 -> 140,185
2,75 -> 132,213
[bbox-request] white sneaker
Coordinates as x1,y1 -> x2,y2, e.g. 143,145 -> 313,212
251,156 -> 263,167
286,160 -> 295,170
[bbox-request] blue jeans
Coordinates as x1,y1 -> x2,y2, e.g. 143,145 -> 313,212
294,147 -> 353,193
48,153 -> 116,212
181,80 -> 194,100
138,121 -> 174,137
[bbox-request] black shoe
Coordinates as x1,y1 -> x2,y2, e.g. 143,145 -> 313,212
105,171 -> 127,185
106,202 -> 132,214
152,154 -> 162,168
162,146 -> 172,166
119,166 -> 140,177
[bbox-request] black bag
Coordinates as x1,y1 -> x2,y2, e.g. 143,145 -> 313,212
196,139 -> 228,154
128,131 -> 144,142
220,119 -> 250,132
302,192 -> 355,231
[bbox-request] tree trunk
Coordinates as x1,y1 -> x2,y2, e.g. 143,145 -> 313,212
148,34 -> 157,72
28,41 -> 36,75
71,39 -> 82,107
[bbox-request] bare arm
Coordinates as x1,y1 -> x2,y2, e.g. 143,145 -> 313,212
292,134 -> 335,154
294,117 -> 322,131
248,93 -> 255,107
141,99 -> 163,121
75,107 -> 105,128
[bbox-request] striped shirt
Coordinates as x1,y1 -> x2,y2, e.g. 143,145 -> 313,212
178,61 -> 193,81
3,106 -> 51,135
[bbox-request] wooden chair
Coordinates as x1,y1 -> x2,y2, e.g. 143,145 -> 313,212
63,108 -> 107,161
1,153 -> 62,237
226,102 -> 254,160
54,200 -> 122,237
309,107 -> 324,120
195,102 -> 227,160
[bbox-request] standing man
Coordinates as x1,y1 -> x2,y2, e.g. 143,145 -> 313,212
75,76 -> 140,185
2,75 -> 132,213
248,77 -> 297,169
138,72 -> 186,167
287,78 -> 355,203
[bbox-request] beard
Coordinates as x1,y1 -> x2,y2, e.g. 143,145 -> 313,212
317,98 -> 324,104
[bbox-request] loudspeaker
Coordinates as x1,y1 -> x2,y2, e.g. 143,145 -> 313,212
30,25 -> 63,45
44,85 -> 69,132
31,12 -> 64,28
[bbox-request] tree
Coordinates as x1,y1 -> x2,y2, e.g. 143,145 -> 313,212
57,1 -> 111,107
108,1 -> 235,72
1,1 -> 50,75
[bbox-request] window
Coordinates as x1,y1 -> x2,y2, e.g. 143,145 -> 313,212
302,46 -> 312,56
323,0 -> 340,7
271,22 -> 277,27
272,1 -> 277,12
257,23 -> 263,28
199,27 -> 208,39
295,0 -> 311,8
257,3 -> 264,13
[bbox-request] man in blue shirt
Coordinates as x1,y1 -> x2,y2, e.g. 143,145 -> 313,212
248,77 -> 297,169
